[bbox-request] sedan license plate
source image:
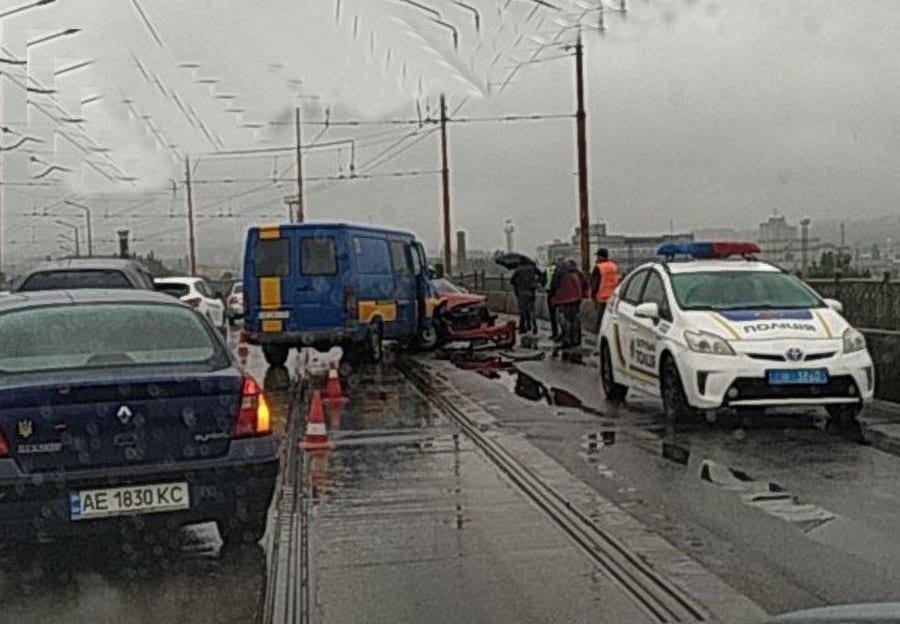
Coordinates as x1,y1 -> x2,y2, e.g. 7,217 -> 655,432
70,482 -> 190,521
767,368 -> 829,385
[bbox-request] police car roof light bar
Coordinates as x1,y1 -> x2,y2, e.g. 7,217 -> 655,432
656,241 -> 761,260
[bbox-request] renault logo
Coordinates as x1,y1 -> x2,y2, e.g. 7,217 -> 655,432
17,420 -> 33,439
116,405 -> 133,425
785,348 -> 804,362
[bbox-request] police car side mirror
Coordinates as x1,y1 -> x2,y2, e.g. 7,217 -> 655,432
634,302 -> 660,321
823,298 -> 843,314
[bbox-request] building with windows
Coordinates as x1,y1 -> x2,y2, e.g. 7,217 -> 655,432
756,215 -> 819,273
537,223 -> 694,273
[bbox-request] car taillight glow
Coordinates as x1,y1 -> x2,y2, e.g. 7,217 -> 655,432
183,296 -> 202,308
234,376 -> 271,438
0,427 -> 8,457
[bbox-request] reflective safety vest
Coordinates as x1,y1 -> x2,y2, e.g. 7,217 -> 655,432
544,265 -> 556,292
594,260 -> 620,302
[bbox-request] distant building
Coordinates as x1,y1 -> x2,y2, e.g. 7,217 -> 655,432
536,223 -> 694,273
756,215 -> 819,272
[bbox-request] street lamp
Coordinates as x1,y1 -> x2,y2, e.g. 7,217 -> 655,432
0,0 -> 56,20
26,27 -> 80,48
63,200 -> 92,256
55,219 -> 80,256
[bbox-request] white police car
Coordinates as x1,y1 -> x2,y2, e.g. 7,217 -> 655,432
598,242 -> 874,425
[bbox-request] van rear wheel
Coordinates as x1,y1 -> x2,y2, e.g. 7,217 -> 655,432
262,344 -> 289,367
367,323 -> 384,363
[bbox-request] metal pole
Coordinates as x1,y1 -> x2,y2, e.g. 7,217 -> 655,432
85,208 -> 92,256
185,156 -> 197,276
440,94 -> 452,276
575,30 -> 591,275
295,106 -> 305,222
73,225 -> 80,257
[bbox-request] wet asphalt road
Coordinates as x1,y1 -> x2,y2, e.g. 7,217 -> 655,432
304,354 -> 652,624
0,331 -> 293,624
438,343 -> 900,616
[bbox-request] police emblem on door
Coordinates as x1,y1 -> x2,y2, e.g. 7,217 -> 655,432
17,420 -> 33,439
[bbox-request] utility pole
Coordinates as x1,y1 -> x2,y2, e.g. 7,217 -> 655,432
185,156 -> 197,277
284,197 -> 298,223
64,201 -> 92,257
800,217 -> 811,277
574,30 -> 591,275
295,106 -> 305,222
440,94 -> 452,276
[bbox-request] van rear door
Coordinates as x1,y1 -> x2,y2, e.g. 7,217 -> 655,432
286,231 -> 345,331
246,228 -> 290,334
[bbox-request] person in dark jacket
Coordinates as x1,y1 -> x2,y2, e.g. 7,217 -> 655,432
511,262 -> 542,335
550,259 -> 588,348
545,256 -> 564,340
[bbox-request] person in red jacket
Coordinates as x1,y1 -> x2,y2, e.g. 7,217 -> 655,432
549,259 -> 588,349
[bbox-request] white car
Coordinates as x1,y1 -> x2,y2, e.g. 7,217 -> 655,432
155,276 -> 227,334
227,281 -> 244,325
598,242 -> 874,426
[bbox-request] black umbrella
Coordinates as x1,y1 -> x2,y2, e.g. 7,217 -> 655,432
494,252 -> 535,270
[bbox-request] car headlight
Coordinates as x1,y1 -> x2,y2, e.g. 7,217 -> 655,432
684,330 -> 736,356
842,327 -> 866,353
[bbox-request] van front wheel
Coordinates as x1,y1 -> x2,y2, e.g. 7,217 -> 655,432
262,344 -> 289,368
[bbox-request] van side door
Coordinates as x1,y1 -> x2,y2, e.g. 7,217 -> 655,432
388,240 -> 417,339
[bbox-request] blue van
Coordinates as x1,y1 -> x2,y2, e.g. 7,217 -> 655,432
243,222 -> 439,366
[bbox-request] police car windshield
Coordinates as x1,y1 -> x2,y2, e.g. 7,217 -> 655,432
671,271 -> 824,311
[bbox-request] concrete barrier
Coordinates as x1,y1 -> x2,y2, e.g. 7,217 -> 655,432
481,290 -> 900,403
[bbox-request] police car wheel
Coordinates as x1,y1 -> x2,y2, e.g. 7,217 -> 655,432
826,404 -> 861,428
661,356 -> 696,422
600,341 -> 627,403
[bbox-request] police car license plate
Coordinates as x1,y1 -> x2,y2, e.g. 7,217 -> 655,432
69,482 -> 190,521
767,369 -> 829,385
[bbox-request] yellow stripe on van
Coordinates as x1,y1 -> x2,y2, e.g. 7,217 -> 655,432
262,320 -> 283,333
813,309 -> 834,338
358,300 -> 398,323
259,226 -> 281,240
260,277 -> 281,310
710,313 -> 742,340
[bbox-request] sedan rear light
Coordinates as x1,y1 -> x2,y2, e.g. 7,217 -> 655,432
233,376 -> 271,438
0,427 -> 8,457
183,296 -> 202,308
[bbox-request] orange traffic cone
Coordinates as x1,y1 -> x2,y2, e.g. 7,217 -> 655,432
323,361 -> 349,405
237,330 -> 249,366
300,391 -> 334,451
327,402 -> 343,432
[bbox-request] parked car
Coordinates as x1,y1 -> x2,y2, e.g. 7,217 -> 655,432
155,277 -> 228,335
0,289 -> 277,543
243,222 -> 439,366
431,278 -> 494,337
10,258 -> 155,292
227,281 -> 244,325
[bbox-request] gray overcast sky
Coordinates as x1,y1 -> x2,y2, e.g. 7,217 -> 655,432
1,0 -> 898,268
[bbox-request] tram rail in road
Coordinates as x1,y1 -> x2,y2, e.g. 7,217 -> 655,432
399,360 -> 710,624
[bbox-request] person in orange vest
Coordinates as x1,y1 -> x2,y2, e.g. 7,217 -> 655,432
590,248 -> 620,332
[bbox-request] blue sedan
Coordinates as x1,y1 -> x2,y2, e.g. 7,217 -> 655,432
0,290 -> 278,544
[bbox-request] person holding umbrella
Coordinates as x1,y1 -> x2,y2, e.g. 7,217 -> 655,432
511,259 -> 542,336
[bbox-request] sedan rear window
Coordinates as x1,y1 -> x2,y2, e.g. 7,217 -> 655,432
19,270 -> 131,291
156,283 -> 190,298
0,304 -> 221,374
